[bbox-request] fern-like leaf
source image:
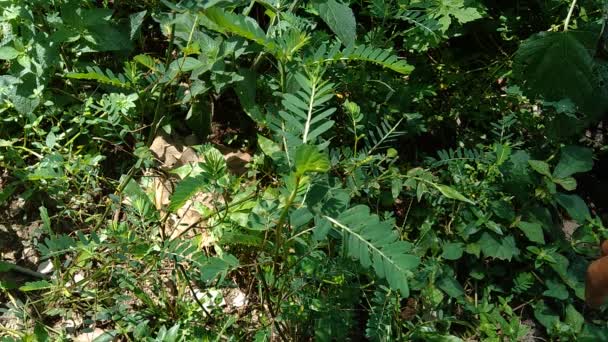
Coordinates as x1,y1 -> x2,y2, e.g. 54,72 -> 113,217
66,66 -> 132,88
278,71 -> 336,144
204,8 -> 276,53
162,239 -> 238,282
366,286 -> 398,341
133,54 -> 161,73
308,42 -> 414,75
396,10 -> 442,37
430,147 -> 487,167
324,205 -> 420,297
363,117 -> 405,154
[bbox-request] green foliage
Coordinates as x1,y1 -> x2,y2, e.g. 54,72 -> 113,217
326,205 -> 420,297
2,0 -> 608,340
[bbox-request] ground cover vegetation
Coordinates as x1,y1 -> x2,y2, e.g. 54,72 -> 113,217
1,0 -> 608,340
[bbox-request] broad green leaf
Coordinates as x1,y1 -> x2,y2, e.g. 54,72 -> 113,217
316,0 -> 357,47
554,177 -> 577,191
553,145 -> 593,179
204,8 -> 275,52
565,304 -> 584,333
19,280 -> 52,292
0,261 -> 14,272
258,135 -> 281,158
516,221 -> 545,244
478,233 -> 519,261
514,31 -> 595,108
534,300 -> 559,334
528,160 -> 552,178
129,10 -> 147,40
168,175 -> 206,212
0,46 -> 19,60
295,145 -> 330,176
441,242 -> 464,260
554,193 -> 590,223
542,278 -> 568,300
437,275 -> 464,298
433,184 -> 475,204
236,68 -> 264,123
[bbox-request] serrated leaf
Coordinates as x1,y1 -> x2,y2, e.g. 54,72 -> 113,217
516,221 -> 545,244
295,145 -> 330,176
514,31 -> 595,107
553,145 -> 593,179
316,0 -> 357,47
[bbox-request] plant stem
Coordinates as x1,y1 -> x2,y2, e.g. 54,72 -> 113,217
564,0 -> 577,31
274,176 -> 300,254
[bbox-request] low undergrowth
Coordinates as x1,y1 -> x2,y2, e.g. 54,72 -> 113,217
1,0 -> 608,340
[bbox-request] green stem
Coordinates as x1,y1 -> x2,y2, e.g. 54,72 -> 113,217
274,175 -> 300,254
564,0 -> 577,31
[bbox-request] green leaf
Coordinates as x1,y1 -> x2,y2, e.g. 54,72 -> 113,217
495,143 -> 511,166
0,261 -> 14,272
534,300 -> 559,334
19,280 -> 52,292
514,31 -> 595,108
554,177 -> 577,191
437,275 -> 464,298
39,206 -> 51,232
0,46 -> 19,60
66,66 -> 132,88
168,175 -> 206,212
553,145 -> 593,179
325,205 -> 420,297
309,43 -> 414,75
542,278 -> 568,300
134,54 -> 158,72
565,304 -> 584,333
528,160 -> 552,178
554,193 -> 590,223
433,184 -> 475,204
478,233 -> 519,261
204,8 -> 275,52
295,145 -> 330,176
129,10 -> 147,40
441,242 -> 464,260
316,0 -> 357,47
516,221 -> 545,244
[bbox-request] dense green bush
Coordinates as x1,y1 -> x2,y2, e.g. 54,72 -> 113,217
1,0 -> 607,340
